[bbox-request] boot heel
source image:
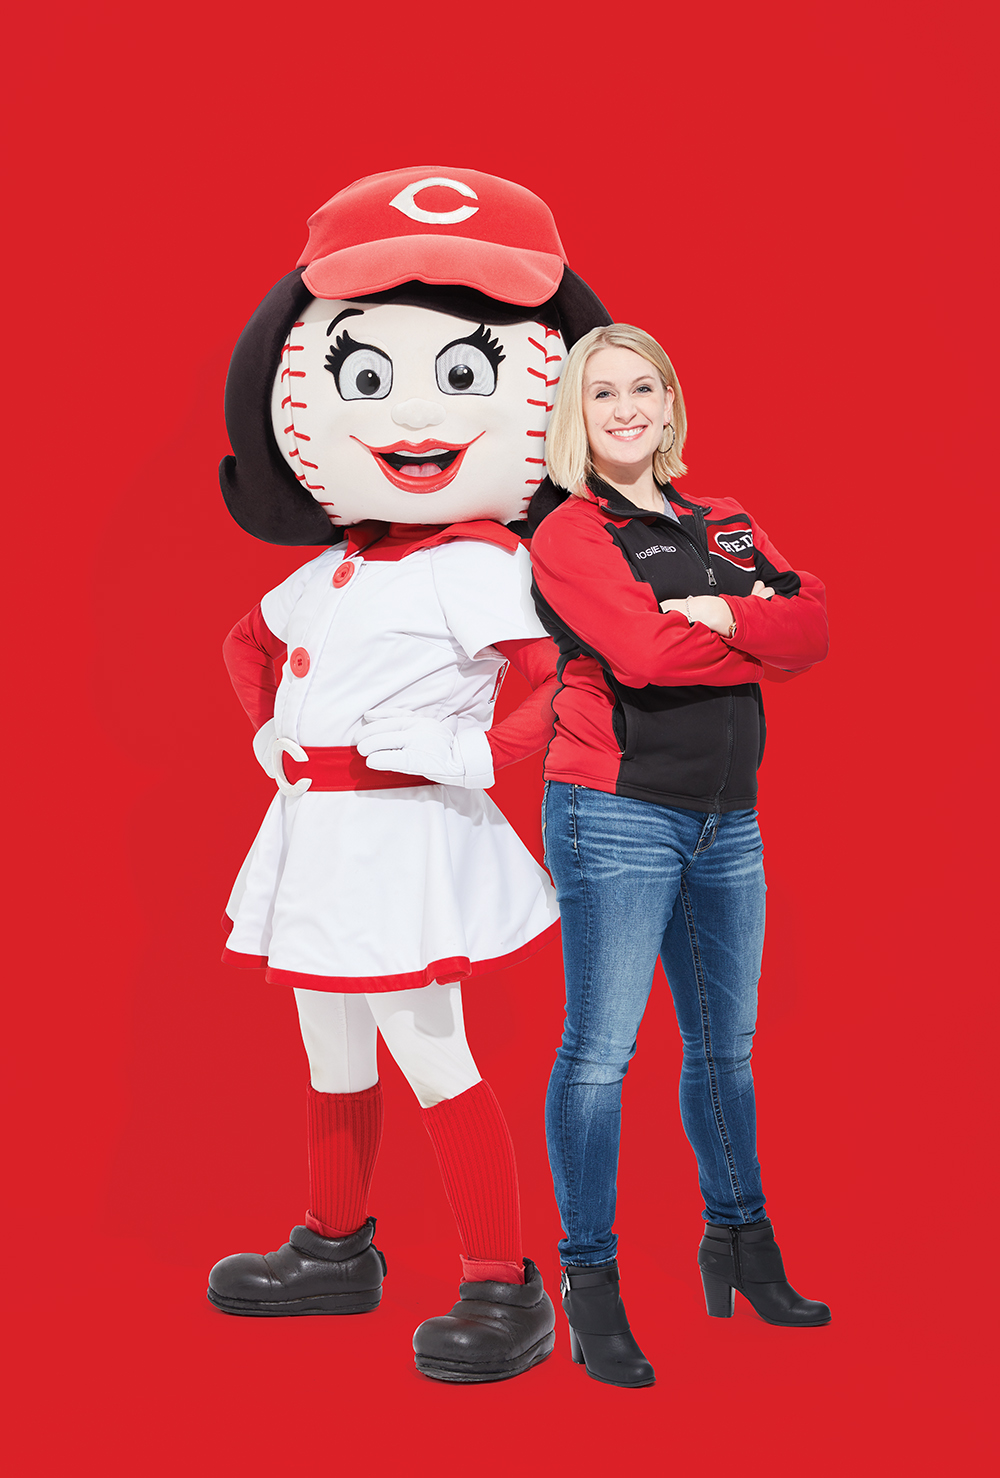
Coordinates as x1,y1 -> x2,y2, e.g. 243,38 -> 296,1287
568,1326 -> 585,1364
702,1271 -> 735,1318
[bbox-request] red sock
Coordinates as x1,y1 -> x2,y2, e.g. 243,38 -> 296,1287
420,1079 -> 524,1285
305,1082 -> 383,1238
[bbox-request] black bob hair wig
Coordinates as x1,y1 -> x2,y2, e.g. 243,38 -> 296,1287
219,266 -> 612,545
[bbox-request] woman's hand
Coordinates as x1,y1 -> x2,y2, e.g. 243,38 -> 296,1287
660,581 -> 774,636
659,594 -> 734,634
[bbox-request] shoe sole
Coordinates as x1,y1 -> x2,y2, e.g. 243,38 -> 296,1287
706,1292 -> 831,1327
206,1288 -> 382,1317
414,1330 -> 556,1383
580,1368 -> 656,1388
754,1312 -> 831,1326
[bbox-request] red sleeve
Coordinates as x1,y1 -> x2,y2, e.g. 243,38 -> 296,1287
720,515 -> 829,670
531,511 -> 764,689
223,604 -> 287,730
486,637 -> 560,770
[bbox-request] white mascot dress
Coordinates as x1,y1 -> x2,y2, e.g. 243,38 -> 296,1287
206,166 -> 611,1383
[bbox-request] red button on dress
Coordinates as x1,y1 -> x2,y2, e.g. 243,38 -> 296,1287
332,562 -> 354,588
289,647 -> 310,677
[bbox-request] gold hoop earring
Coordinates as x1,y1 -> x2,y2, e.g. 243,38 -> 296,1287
660,423 -> 676,454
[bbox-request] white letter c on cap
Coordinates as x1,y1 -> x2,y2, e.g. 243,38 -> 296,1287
389,177 -> 479,225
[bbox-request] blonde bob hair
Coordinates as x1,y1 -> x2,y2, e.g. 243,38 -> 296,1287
545,324 -> 687,493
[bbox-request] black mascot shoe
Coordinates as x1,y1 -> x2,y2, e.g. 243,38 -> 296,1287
698,1219 -> 831,1326
206,1216 -> 386,1317
561,1262 -> 655,1388
412,1259 -> 555,1383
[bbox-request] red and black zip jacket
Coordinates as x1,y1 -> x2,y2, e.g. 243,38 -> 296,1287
529,478 -> 828,813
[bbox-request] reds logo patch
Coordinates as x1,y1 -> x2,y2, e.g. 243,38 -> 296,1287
712,526 -> 756,570
389,177 -> 480,225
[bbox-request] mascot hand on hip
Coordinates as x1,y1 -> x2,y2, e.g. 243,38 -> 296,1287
206,166 -> 610,1384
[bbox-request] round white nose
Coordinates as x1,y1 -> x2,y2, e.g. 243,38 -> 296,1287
391,399 -> 446,429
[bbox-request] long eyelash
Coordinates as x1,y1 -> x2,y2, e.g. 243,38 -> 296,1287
444,323 -> 505,371
472,323 -> 505,369
471,323 -> 505,369
324,328 -> 364,384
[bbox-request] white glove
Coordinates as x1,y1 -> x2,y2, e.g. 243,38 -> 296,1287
252,718 -> 278,777
252,718 -> 311,797
356,709 -> 495,789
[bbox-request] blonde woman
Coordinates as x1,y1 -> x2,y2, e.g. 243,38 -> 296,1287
528,325 -> 831,1387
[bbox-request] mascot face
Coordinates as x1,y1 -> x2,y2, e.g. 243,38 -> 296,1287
271,297 -> 564,527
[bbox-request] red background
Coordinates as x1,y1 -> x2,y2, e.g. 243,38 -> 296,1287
4,2 -> 995,1471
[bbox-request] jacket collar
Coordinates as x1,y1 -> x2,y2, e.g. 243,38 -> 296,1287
525,473 -> 700,532
586,473 -> 689,521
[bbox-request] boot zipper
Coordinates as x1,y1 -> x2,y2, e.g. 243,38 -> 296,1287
730,1226 -> 742,1288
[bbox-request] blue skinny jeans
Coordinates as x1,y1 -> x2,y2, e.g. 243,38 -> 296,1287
543,781 -> 767,1266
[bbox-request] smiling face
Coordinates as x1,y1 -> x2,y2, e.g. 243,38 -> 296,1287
271,298 -> 564,526
582,345 -> 674,485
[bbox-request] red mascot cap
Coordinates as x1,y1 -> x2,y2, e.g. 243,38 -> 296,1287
297,165 -> 568,308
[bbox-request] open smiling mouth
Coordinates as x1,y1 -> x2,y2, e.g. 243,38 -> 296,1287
352,435 -> 483,494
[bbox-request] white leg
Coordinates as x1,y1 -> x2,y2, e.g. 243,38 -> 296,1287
366,983 -> 482,1108
293,988 -> 379,1093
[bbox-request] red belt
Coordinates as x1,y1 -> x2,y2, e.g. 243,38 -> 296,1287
279,745 -> 435,792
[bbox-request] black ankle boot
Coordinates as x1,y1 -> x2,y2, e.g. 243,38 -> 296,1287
206,1217 -> 386,1316
412,1259 -> 555,1383
698,1219 -> 830,1326
561,1262 -> 655,1387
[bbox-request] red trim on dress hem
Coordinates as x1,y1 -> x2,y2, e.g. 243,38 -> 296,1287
222,915 -> 270,967
223,947 -> 269,968
219,920 -> 559,992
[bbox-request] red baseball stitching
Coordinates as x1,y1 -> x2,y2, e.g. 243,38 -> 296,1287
524,327 -> 564,491
276,324 -> 332,507
528,337 -> 562,364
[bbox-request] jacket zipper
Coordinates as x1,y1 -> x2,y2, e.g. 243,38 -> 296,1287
641,507 -> 717,588
621,507 -> 734,796
713,694 -> 736,809
686,506 -> 718,586
602,489 -> 717,587
671,507 -> 734,805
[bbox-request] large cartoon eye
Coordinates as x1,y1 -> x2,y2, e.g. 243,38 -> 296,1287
325,331 -> 393,400
435,325 -> 505,396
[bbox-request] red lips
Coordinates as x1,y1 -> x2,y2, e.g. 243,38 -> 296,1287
352,434 -> 484,494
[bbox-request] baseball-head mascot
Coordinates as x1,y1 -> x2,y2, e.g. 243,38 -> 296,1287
207,167 -> 611,1383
